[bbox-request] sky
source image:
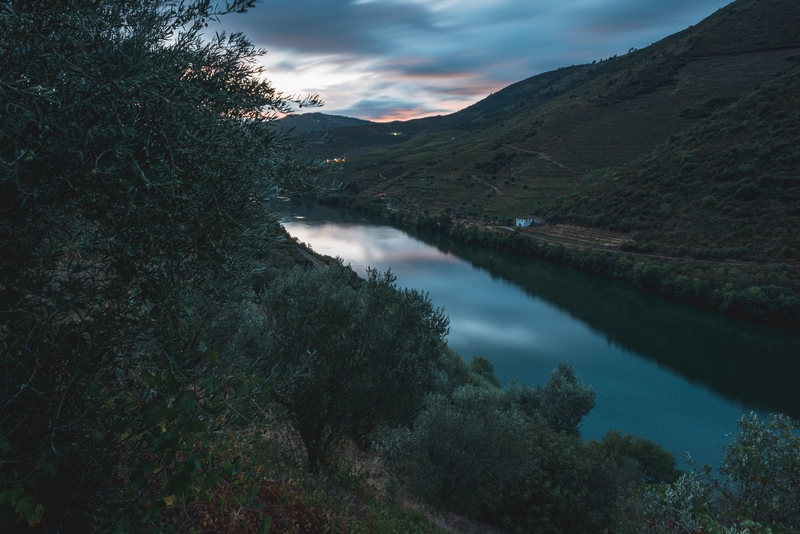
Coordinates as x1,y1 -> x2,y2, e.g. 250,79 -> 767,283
211,0 -> 733,121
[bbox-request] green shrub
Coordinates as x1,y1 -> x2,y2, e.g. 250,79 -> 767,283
503,363 -> 596,436
381,386 -> 535,519
716,413 -> 800,527
495,424 -> 625,534
469,356 -> 502,388
627,413 -> 800,533
596,429 -> 681,484
382,368 -> 621,533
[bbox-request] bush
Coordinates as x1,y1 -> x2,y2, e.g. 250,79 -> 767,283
496,424 -> 625,534
469,356 -> 501,388
383,386 -> 533,519
596,430 -> 681,484
382,367 -> 621,533
503,363 -> 596,436
715,413 -> 800,527
627,413 -> 800,533
536,363 -> 597,436
631,471 -> 712,534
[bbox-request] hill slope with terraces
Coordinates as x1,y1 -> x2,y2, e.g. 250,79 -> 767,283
548,65 -> 800,264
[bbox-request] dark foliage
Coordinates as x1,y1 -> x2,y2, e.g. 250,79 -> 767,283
0,0 -> 320,530
468,356 -> 501,388
383,373 -> 628,534
257,265 -> 449,471
596,430 -> 682,485
629,413 -> 800,533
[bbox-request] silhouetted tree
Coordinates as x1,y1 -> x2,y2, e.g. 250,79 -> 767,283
0,0 -> 319,529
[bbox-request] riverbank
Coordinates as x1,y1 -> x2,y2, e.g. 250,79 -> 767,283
318,195 -> 800,327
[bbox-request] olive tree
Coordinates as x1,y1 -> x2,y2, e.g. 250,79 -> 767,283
381,386 -> 534,517
469,356 -> 501,388
715,412 -> 800,527
596,429 -> 680,484
258,264 -> 449,471
0,0 -> 319,530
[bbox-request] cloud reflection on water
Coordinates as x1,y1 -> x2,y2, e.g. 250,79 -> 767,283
287,221 -> 461,274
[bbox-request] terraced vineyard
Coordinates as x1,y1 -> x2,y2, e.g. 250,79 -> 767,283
522,224 -> 627,250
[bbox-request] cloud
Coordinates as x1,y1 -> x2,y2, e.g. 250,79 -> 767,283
333,98 -> 440,121
214,0 -> 437,55
576,0 -> 725,32
384,58 -> 472,79
211,0 -> 733,120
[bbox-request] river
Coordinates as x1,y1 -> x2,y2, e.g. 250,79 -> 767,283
282,201 -> 800,469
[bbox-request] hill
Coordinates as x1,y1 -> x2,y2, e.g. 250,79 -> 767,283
278,112 -> 370,135
308,0 -> 799,221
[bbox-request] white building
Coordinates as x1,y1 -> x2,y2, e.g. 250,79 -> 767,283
516,216 -> 544,227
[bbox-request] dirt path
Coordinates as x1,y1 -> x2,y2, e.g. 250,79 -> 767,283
503,144 -> 582,175
470,175 -> 504,195
296,247 -> 328,273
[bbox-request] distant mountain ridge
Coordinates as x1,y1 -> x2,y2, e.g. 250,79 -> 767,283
279,112 -> 370,135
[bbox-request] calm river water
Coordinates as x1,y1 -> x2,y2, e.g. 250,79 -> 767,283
283,202 -> 800,469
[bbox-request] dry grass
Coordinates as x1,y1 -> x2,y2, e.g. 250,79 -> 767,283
524,224 -> 627,248
325,438 -> 507,534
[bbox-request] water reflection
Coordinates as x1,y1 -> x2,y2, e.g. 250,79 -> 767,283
283,202 -> 800,469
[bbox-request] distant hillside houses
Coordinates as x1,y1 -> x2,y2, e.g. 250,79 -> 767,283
516,216 -> 544,227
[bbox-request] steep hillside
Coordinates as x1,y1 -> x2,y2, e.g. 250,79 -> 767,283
312,0 -> 800,225
683,0 -> 800,57
549,65 -> 800,264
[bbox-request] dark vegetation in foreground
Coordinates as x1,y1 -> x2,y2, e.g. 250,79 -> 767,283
2,0 -> 799,532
